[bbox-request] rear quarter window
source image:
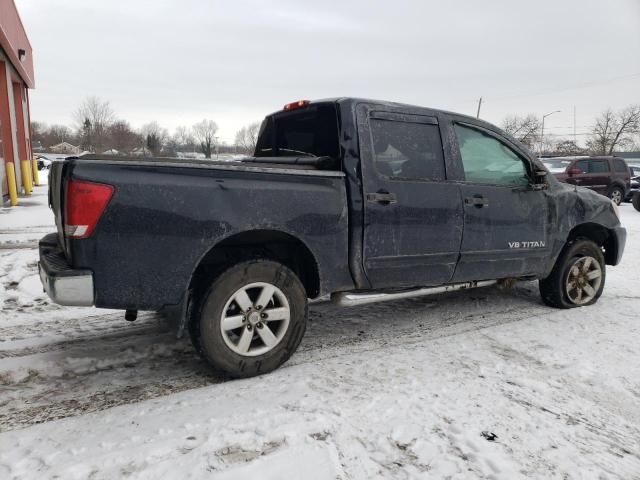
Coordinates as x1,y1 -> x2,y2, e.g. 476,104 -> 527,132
613,158 -> 629,173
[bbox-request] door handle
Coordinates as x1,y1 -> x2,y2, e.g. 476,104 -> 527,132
464,195 -> 489,208
366,191 -> 397,205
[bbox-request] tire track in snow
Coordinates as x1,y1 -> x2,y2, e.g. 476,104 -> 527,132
0,285 -> 550,432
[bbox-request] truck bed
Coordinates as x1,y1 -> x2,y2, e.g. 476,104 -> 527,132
46,157 -> 353,310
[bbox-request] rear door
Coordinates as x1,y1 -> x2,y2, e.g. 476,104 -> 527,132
451,122 -> 549,281
357,105 -> 463,289
582,158 -> 610,195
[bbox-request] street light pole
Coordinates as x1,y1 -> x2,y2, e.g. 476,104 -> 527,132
539,110 -> 561,156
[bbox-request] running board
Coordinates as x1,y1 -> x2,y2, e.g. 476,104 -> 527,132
331,280 -> 497,307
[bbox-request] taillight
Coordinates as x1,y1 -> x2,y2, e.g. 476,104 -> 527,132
283,100 -> 310,111
64,179 -> 114,238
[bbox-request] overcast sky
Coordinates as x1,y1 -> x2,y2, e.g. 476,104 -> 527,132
15,0 -> 640,144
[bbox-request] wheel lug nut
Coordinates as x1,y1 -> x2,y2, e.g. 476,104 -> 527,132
247,325 -> 252,331
256,305 -> 262,310
257,322 -> 263,329
261,313 -> 267,318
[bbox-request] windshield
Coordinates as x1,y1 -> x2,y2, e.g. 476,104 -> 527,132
254,104 -> 339,159
542,159 -> 572,173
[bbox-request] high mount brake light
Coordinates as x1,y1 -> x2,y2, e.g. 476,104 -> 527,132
64,179 -> 114,238
283,100 -> 310,111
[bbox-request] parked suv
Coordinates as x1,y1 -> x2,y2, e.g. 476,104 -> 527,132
624,164 -> 639,203
542,156 -> 631,205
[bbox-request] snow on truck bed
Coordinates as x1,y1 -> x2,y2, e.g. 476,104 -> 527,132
1,183 -> 640,479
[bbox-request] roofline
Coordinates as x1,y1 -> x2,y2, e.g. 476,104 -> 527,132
265,97 -> 485,123
0,0 -> 35,88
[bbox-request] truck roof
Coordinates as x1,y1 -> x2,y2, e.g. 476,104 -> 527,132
267,97 -> 501,133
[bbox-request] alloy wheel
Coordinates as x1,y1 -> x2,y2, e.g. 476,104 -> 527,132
219,282 -> 291,356
565,256 -> 602,305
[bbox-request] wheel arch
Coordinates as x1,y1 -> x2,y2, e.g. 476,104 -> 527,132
188,229 -> 322,300
565,222 -> 619,266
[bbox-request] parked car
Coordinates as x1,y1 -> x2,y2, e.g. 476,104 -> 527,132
624,164 -> 639,202
542,156 -> 631,205
39,98 -> 627,377
36,154 -> 52,170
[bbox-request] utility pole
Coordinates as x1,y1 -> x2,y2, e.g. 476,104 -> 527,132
540,110 -> 561,156
573,105 -> 577,149
476,97 -> 483,119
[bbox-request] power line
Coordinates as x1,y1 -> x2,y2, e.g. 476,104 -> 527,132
469,73 -> 640,107
487,72 -> 640,101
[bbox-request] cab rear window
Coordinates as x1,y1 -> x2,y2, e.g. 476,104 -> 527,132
255,104 -> 339,160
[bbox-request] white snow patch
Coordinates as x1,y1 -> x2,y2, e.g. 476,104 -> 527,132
0,185 -> 639,479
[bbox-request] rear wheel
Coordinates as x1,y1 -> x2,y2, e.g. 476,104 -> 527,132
193,259 -> 307,378
608,186 -> 624,205
633,192 -> 640,212
539,239 -> 605,309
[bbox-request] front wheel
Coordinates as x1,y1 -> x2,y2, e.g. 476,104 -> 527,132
539,239 -> 606,309
193,259 -> 308,378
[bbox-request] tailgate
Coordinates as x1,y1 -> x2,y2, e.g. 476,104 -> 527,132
48,161 -> 67,257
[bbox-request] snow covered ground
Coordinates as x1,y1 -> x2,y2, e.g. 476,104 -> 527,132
1,181 -> 640,479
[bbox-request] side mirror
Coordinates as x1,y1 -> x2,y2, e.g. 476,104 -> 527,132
567,167 -> 582,177
531,169 -> 548,190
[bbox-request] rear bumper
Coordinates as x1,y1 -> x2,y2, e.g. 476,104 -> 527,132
38,233 -> 94,306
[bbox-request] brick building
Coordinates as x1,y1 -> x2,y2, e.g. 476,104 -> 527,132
0,0 -> 35,206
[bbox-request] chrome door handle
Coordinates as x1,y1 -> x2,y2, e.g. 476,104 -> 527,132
464,195 -> 489,208
366,191 -> 397,205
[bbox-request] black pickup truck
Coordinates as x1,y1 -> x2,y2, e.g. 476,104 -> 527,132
39,98 -> 626,377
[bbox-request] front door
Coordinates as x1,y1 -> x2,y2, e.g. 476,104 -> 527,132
451,122 -> 549,281
358,105 -> 464,289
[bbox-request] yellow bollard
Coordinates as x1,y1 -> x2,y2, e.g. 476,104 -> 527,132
6,162 -> 18,206
31,159 -> 40,186
20,159 -> 32,194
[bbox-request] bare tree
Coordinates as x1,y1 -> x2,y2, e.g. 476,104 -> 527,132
73,96 -> 115,152
30,121 -> 46,142
31,122 -> 75,148
48,124 -> 72,145
172,125 -> 196,151
587,105 -> 640,154
501,114 -> 541,148
108,120 -> 142,154
234,121 -> 261,154
140,121 -> 168,156
192,119 -> 218,159
552,139 -> 584,156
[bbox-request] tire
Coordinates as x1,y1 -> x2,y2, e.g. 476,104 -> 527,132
633,192 -> 640,212
607,186 -> 624,205
193,259 -> 307,378
539,239 -> 605,309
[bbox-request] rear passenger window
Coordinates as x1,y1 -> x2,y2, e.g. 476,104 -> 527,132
589,160 -> 609,173
369,118 -> 445,180
613,159 -> 628,173
454,124 -> 528,186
